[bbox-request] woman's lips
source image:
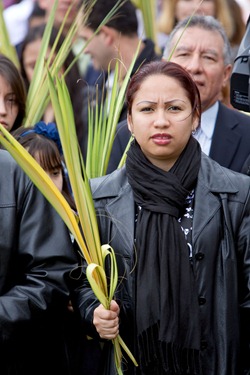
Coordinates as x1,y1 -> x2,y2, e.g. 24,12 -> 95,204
151,133 -> 172,145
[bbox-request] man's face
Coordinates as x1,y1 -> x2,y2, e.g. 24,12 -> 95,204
166,27 -> 231,111
79,26 -> 114,71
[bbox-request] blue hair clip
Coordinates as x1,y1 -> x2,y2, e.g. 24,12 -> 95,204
21,121 -> 63,154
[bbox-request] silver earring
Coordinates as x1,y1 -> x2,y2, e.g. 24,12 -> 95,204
192,129 -> 197,135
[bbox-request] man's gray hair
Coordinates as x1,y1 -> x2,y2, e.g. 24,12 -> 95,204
163,15 -> 232,66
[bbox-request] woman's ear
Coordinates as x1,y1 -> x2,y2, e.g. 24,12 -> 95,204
192,109 -> 200,132
127,114 -> 133,133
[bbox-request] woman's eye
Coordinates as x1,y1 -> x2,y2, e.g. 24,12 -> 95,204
6,96 -> 17,105
168,105 -> 181,112
51,169 -> 61,177
141,107 -> 153,112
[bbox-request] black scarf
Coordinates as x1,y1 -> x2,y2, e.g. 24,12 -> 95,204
126,138 -> 202,375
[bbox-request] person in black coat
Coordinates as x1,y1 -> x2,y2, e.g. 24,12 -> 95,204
74,60 -> 250,375
0,149 -> 81,375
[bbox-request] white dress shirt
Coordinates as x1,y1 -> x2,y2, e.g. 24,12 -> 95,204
194,101 -> 219,155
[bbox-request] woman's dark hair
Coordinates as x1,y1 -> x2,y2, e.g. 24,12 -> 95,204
126,60 -> 201,122
19,24 -> 84,141
0,54 -> 27,131
13,126 -> 76,210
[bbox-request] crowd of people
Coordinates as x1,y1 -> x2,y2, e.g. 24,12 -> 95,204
0,0 -> 250,374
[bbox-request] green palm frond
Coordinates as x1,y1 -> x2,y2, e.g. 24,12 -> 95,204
0,123 -> 90,259
47,71 -> 138,372
24,0 -> 88,126
86,41 -> 141,178
164,5 -> 203,61
24,0 -> 127,128
0,0 -> 141,371
131,0 -> 159,52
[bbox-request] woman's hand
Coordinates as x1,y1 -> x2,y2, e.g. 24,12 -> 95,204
93,300 -> 120,340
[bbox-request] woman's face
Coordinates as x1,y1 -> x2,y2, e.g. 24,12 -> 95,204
175,0 -> 216,21
34,152 -> 63,192
22,39 -> 43,83
46,167 -> 63,192
22,39 -> 59,83
0,74 -> 19,132
127,74 -> 198,171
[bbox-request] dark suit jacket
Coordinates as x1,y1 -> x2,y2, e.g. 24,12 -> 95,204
107,102 -> 250,174
209,102 -> 250,172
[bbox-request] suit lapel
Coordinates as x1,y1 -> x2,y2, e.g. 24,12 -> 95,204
209,103 -> 241,168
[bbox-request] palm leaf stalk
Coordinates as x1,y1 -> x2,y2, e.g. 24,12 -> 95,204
24,0 -> 124,127
131,0 -> 160,53
86,40 -> 142,178
117,135 -> 133,169
0,124 -> 91,261
65,0 -> 126,76
48,72 -> 102,265
24,0 -> 90,126
0,0 -> 19,68
165,1 -> 204,61
47,72 -> 138,373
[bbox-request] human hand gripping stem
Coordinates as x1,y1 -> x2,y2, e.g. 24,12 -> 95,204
94,300 -> 120,340
86,244 -> 138,375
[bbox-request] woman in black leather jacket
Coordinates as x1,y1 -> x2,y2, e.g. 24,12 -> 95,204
74,61 -> 250,375
0,149 -> 80,375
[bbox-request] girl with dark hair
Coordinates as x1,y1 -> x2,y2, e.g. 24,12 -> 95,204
12,121 -> 75,210
74,60 -> 250,375
0,53 -> 26,132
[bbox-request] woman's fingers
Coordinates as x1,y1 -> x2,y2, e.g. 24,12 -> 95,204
93,301 -> 120,339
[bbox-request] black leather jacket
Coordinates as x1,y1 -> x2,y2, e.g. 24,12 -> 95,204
75,154 -> 250,375
0,150 -> 79,375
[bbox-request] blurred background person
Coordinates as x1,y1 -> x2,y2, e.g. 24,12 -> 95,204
37,0 -> 80,36
35,0 -> 88,76
235,0 -> 250,23
3,0 -> 35,53
19,24 -> 87,156
157,0 -> 245,62
0,53 -> 26,132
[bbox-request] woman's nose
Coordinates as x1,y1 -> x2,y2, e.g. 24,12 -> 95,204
153,111 -> 169,127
